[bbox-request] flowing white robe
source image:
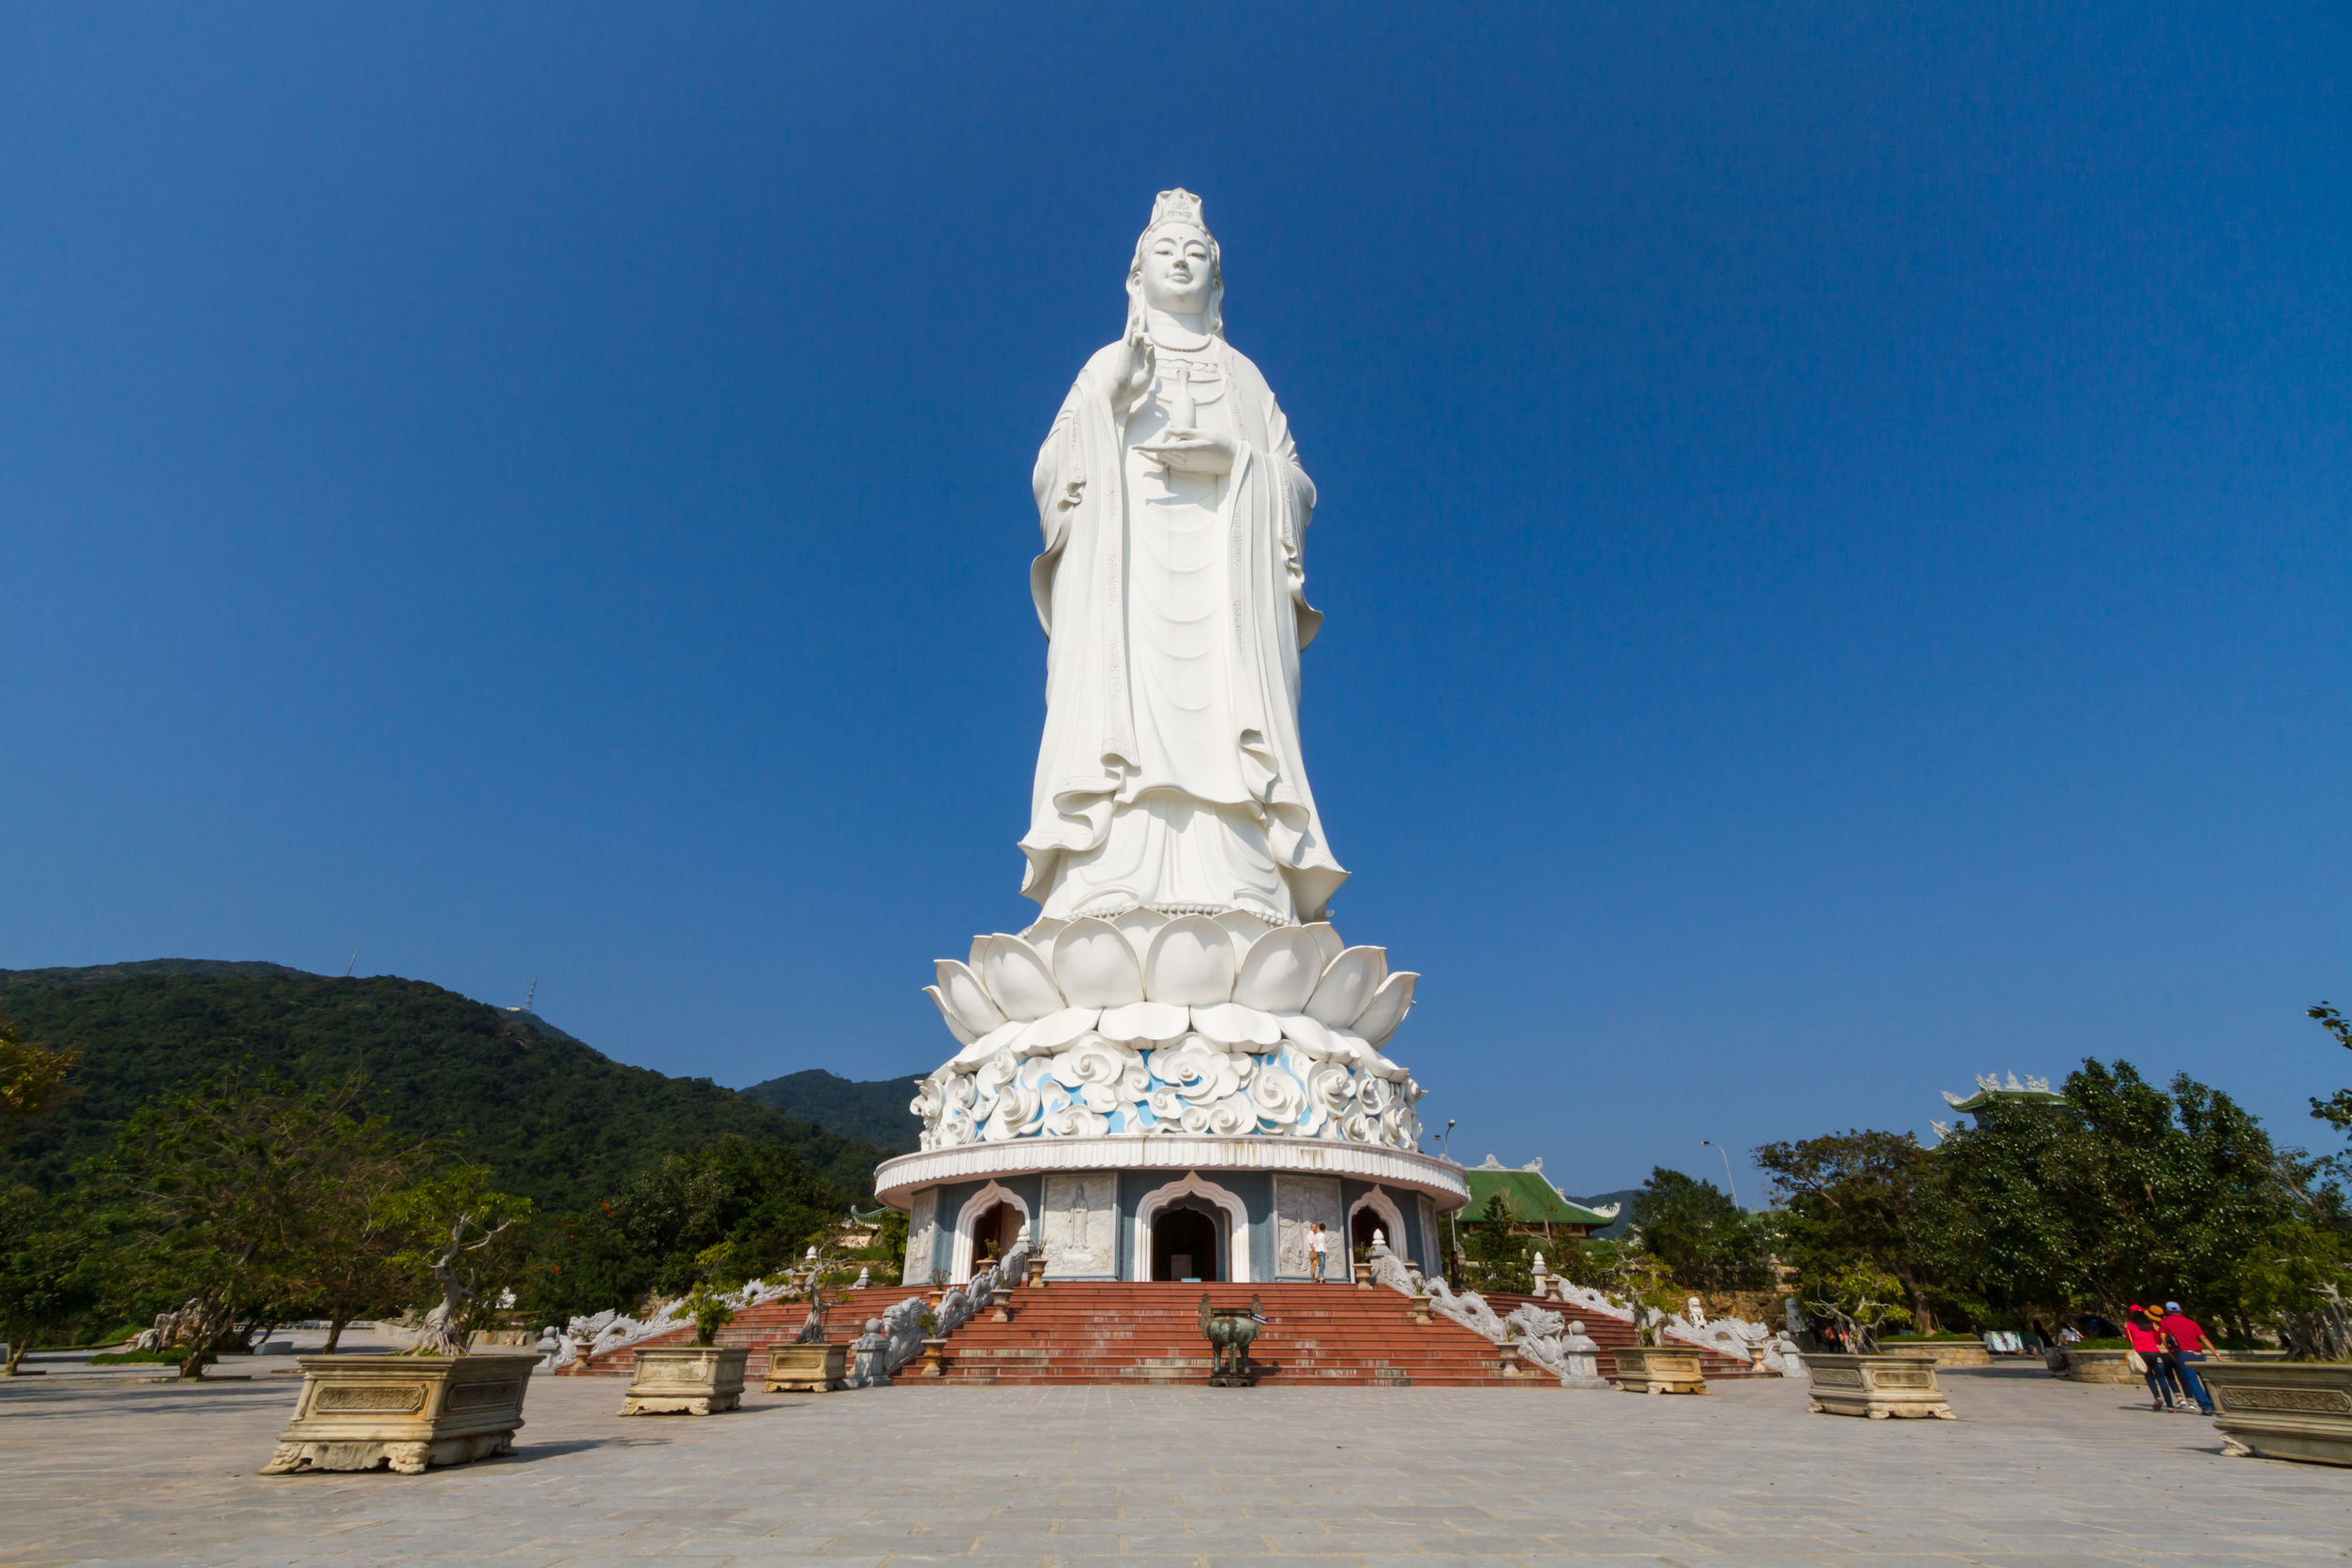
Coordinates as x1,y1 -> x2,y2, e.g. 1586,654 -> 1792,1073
1020,337 -> 1346,924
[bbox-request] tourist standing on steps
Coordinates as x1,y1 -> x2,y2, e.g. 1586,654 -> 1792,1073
2161,1301 -> 2217,1414
1307,1222 -> 1329,1283
2125,1305 -> 2184,1410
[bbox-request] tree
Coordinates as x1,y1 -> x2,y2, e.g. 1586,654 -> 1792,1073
1806,1261 -> 1914,1352
0,1007 -> 76,1144
382,1167 -> 533,1355
291,1116 -> 441,1353
1755,1129 -> 1948,1332
1461,1192 -> 1533,1294
1628,1167 -> 1771,1292
99,1070 -> 371,1378
1934,1059 -> 2350,1336
2310,1003 -> 2352,1173
0,1184 -> 95,1374
520,1138 -> 839,1319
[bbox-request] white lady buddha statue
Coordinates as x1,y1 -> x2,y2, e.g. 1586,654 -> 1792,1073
1019,190 -> 1346,927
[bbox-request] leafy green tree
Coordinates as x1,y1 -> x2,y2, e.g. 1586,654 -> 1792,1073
2310,1003 -> 2352,1172
0,1007 -> 76,1144
1755,1129 -> 1949,1332
293,1117 -> 441,1352
98,1071 -> 369,1378
1461,1192 -> 1533,1294
382,1166 -> 534,1354
0,1184 -> 96,1374
1629,1167 -> 1772,1292
1807,1260 -> 1914,1352
1935,1059 -> 2349,1335
520,1138 -> 838,1319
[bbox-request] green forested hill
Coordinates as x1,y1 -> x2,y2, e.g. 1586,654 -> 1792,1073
738,1067 -> 926,1153
0,964 -> 888,1212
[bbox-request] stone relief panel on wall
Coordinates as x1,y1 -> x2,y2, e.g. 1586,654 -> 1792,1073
1041,1171 -> 1119,1277
902,1189 -> 939,1286
1274,1174 -> 1343,1278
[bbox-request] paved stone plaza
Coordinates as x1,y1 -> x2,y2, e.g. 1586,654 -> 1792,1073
3,1366 -> 2346,1568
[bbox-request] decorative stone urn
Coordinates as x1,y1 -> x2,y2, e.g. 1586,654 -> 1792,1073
617,1345 -> 748,1416
1880,1339 -> 1993,1368
1802,1352 -> 1956,1419
2198,1360 -> 2352,1466
1201,1296 -> 1261,1388
763,1342 -> 847,1394
1610,1345 -> 1707,1395
2062,1347 -> 2140,1384
261,1353 -> 536,1474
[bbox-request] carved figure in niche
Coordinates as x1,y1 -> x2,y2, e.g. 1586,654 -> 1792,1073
1022,189 -> 1344,925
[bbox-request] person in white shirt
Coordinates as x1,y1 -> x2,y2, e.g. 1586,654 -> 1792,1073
1307,1222 -> 1329,1283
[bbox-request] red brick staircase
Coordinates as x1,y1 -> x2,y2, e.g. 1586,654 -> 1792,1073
563,1281 -> 1757,1386
911,1282 -> 1545,1387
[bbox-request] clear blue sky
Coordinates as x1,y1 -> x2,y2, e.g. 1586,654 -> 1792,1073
5,4 -> 2345,1197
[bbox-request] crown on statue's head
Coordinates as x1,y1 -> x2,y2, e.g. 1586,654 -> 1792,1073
1146,188 -> 1212,239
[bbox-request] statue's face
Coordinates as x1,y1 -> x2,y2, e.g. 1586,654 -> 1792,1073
1139,223 -> 1214,314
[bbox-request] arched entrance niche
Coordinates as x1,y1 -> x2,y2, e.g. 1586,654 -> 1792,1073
949,1181 -> 1032,1284
1133,1172 -> 1252,1283
1349,1184 -> 1410,1263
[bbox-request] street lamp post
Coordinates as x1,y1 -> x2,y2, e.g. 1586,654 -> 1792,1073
1699,1139 -> 1740,1209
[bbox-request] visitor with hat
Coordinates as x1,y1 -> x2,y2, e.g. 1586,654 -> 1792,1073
2160,1300 -> 2215,1415
2124,1304 -> 2185,1410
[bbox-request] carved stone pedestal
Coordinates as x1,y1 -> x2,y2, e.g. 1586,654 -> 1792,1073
2200,1361 -> 2352,1466
1802,1352 -> 1954,1419
763,1342 -> 846,1393
1611,1345 -> 1707,1395
1879,1339 -> 1993,1368
260,1353 -> 536,1474
2061,1348 -> 2139,1383
618,1346 -> 748,1416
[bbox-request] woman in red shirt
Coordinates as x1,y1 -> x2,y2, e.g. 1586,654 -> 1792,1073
2124,1305 -> 2185,1410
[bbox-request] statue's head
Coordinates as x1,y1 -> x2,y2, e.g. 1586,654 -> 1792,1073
1126,188 -> 1223,337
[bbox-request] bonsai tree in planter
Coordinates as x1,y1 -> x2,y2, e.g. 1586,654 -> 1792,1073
681,1282 -> 737,1347
1807,1262 -> 1914,1353
384,1168 -> 533,1356
1598,1251 -> 1683,1346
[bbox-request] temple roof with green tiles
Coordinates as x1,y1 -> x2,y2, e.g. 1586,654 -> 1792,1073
1460,1157 -> 1620,1230
1940,1072 -> 2066,1112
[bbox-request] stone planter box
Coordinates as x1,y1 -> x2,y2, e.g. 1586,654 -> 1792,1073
262,1352 -> 536,1474
1802,1352 -> 1955,1420
764,1342 -> 847,1393
1880,1339 -> 1993,1368
2062,1348 -> 2140,1384
1610,1345 -> 1707,1395
2198,1360 -> 2352,1467
617,1345 -> 748,1416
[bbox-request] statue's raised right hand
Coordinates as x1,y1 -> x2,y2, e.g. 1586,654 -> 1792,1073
1110,327 -> 1155,417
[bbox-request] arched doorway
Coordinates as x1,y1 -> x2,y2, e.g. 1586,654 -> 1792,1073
949,1181 -> 1033,1283
1152,1199 -> 1224,1282
1349,1185 -> 1410,1266
972,1201 -> 1024,1269
1132,1172 -> 1252,1282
